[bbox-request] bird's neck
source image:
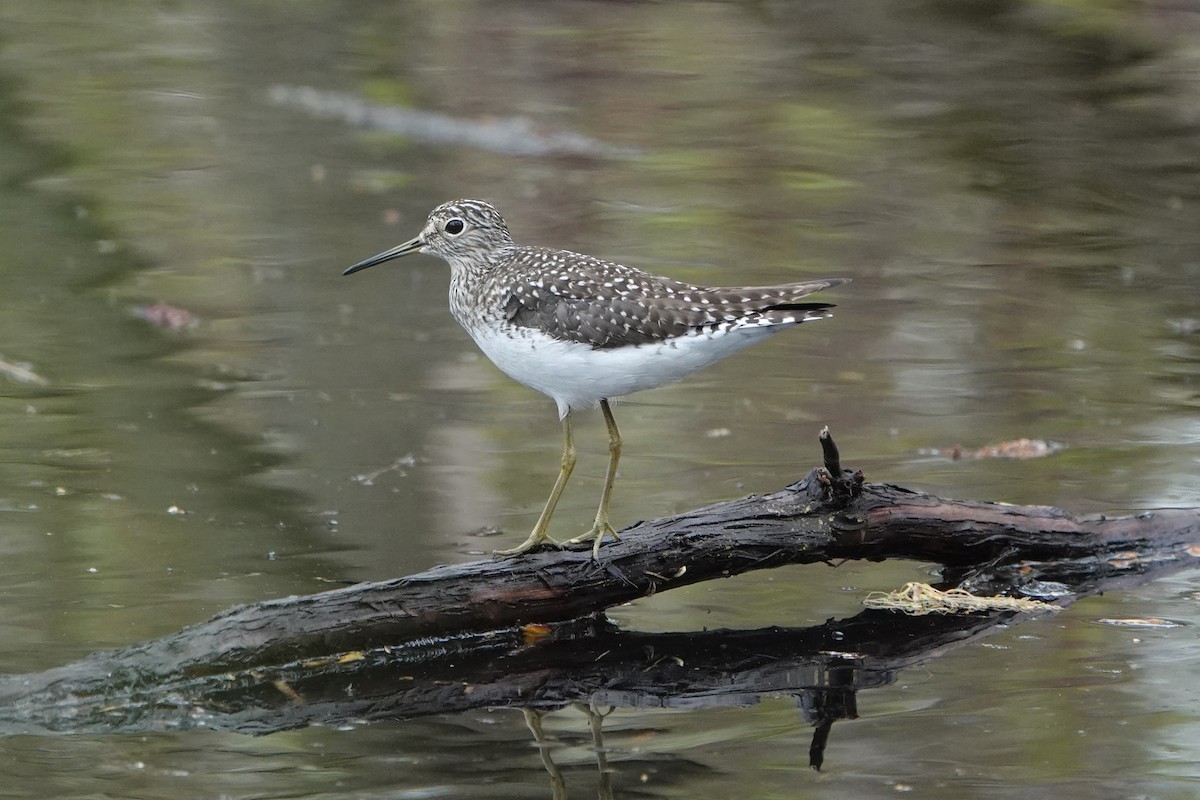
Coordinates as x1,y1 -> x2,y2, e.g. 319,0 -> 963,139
447,243 -> 519,283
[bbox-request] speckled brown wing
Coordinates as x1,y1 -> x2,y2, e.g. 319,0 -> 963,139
500,247 -> 843,350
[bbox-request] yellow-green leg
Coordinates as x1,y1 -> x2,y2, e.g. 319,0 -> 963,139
494,414 -> 576,557
564,398 -> 621,558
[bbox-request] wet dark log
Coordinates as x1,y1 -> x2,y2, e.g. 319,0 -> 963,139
0,432 -> 1198,737
80,466 -> 1198,675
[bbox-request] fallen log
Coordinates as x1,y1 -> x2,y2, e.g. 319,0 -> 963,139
0,430 -> 1197,738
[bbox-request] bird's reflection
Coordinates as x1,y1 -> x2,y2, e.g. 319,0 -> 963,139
520,703 -> 617,800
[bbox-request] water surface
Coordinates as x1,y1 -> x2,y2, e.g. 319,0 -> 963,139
1,1 -> 1198,797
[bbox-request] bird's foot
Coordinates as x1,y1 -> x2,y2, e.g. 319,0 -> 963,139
493,530 -> 562,557
563,519 -> 619,559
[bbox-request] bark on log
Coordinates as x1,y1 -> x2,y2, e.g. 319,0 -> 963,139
82,463 -> 1198,677
1,435 -> 1198,739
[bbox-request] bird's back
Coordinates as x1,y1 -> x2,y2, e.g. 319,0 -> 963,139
476,245 -> 842,349
448,244 -> 843,416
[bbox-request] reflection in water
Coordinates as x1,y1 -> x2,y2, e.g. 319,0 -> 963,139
522,709 -> 568,800
269,85 -> 640,159
523,704 -> 617,800
578,703 -> 616,797
0,609 -> 1065,751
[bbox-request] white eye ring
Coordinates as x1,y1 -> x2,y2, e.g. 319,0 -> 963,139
445,218 -> 465,236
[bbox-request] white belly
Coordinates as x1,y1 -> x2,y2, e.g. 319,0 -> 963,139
465,324 -> 783,418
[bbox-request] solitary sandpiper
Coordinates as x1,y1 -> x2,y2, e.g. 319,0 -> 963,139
344,200 -> 846,557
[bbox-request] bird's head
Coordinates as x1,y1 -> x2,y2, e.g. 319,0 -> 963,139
343,199 -> 515,276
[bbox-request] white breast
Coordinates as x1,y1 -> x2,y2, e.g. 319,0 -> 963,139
465,323 -> 784,419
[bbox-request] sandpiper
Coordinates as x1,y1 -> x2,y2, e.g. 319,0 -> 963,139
344,200 -> 845,557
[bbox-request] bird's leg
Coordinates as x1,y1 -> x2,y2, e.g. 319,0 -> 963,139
565,399 -> 621,558
494,414 -> 576,557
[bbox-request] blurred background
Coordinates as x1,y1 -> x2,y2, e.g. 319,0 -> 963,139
1,0 -> 1198,797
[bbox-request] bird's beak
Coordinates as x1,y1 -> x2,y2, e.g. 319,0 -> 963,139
342,236 -> 423,276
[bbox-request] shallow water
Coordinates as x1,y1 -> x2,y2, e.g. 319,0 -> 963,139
1,0 -> 1199,797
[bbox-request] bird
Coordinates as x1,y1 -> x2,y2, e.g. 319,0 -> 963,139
343,199 -> 845,557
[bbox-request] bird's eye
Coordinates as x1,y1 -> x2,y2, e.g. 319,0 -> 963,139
444,218 -> 465,236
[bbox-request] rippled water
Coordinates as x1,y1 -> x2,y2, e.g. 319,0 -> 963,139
1,1 -> 1199,797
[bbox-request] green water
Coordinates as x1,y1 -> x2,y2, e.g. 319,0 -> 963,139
0,1 -> 1198,797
